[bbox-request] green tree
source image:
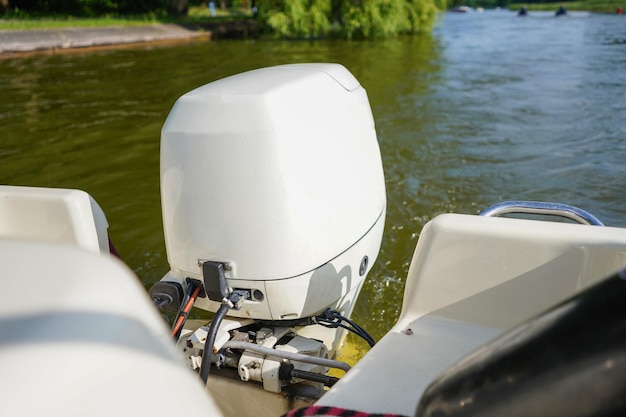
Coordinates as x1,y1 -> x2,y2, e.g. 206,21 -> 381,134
257,0 -> 443,39
167,0 -> 189,16
257,0 -> 332,38
4,0 -> 168,15
340,0 -> 441,38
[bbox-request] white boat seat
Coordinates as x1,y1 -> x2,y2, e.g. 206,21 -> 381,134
0,237 -> 223,416
0,185 -> 111,255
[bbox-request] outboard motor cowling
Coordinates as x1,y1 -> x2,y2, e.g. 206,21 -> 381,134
159,63 -> 386,321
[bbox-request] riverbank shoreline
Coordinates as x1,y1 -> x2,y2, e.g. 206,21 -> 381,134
0,20 -> 257,56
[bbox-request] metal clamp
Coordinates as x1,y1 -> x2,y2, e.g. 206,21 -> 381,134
479,201 -> 604,226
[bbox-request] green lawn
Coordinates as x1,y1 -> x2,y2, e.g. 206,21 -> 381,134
0,5 -> 253,31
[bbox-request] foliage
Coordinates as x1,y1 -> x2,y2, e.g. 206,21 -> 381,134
257,0 -> 443,39
509,0 -> 621,11
0,3 -> 253,29
3,0 -> 169,16
1,0 -> 443,36
340,0 -> 411,38
256,0 -> 332,38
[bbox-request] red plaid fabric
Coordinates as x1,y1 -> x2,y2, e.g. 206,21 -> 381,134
282,406 -> 408,417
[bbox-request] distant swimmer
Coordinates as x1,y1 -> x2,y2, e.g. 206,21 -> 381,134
518,6 -> 528,16
555,4 -> 567,16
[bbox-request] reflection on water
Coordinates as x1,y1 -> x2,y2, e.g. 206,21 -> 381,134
1,11 -> 625,356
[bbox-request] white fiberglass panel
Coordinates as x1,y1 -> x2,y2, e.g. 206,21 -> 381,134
400,214 -> 626,327
0,185 -> 109,255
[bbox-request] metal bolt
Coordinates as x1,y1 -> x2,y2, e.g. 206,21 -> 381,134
359,255 -> 369,276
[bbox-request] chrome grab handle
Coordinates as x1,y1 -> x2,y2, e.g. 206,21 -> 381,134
479,201 -> 605,226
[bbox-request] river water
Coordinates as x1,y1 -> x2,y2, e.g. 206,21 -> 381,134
1,10 -> 625,356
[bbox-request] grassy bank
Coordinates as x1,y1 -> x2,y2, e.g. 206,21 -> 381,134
0,5 -> 252,31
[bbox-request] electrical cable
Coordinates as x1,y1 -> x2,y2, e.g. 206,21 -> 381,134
338,315 -> 375,346
199,303 -> 230,383
171,283 -> 201,340
314,309 -> 376,347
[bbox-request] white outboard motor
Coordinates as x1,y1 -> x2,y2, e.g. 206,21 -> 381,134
152,63 -> 385,400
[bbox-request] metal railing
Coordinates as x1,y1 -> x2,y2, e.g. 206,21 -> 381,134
479,201 -> 605,226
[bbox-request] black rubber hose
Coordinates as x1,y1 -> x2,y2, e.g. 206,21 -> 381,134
199,303 -> 230,383
279,362 -> 340,387
291,369 -> 340,387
